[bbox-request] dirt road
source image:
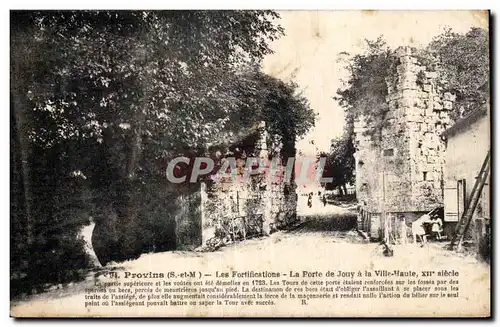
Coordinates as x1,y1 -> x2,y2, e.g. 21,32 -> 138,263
11,204 -> 490,317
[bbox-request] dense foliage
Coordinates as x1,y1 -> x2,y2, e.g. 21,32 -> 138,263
318,133 -> 355,194
420,27 -> 489,119
11,10 -> 314,297
335,37 -> 396,141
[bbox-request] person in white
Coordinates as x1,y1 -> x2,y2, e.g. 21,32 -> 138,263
431,216 -> 443,240
412,214 -> 432,247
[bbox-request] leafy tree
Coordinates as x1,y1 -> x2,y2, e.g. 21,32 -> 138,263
11,10 -> 317,297
10,10 -> 289,295
319,134 -> 355,195
176,70 -> 316,185
335,37 -> 396,141
422,27 -> 489,119
232,70 -> 315,156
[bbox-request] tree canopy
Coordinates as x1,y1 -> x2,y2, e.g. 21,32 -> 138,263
11,10 -> 315,297
335,37 -> 395,140
318,133 -> 355,194
423,27 -> 489,119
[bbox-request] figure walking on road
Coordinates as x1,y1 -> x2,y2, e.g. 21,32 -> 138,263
307,192 -> 313,208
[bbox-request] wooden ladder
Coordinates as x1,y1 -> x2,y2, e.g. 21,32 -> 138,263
449,151 -> 490,251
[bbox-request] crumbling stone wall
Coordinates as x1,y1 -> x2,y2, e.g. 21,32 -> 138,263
355,46 -> 454,239
199,122 -> 298,251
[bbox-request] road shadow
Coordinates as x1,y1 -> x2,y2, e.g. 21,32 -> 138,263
284,209 -> 363,244
286,204 -> 361,244
296,212 -> 357,232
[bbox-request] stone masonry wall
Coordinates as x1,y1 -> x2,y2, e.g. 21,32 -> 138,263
355,46 -> 454,239
392,46 -> 454,211
199,122 -> 298,250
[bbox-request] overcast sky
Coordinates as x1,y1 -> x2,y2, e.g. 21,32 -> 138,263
262,10 -> 488,155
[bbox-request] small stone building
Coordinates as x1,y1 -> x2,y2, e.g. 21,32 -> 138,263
441,105 -> 490,243
355,46 -> 454,242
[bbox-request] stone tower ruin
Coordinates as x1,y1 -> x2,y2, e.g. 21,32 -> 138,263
354,46 -> 454,240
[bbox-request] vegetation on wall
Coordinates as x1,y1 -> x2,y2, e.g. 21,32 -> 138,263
418,27 -> 489,119
335,37 -> 396,142
331,28 -> 489,188
336,28 -> 489,142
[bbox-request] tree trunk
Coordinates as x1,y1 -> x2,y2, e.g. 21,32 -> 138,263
11,22 -> 38,252
11,83 -> 33,249
118,37 -> 151,259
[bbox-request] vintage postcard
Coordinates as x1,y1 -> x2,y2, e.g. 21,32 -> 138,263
10,10 -> 490,317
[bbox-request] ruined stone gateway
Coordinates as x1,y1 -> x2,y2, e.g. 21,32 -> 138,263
174,121 -> 299,251
354,46 -> 454,242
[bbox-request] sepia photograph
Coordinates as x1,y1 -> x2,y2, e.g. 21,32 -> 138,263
9,9 -> 490,317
